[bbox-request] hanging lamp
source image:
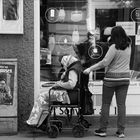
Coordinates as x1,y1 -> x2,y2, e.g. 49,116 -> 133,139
71,0 -> 83,22
58,4 -> 66,22
72,25 -> 80,45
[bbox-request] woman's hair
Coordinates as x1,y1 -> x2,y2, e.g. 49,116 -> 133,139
109,26 -> 131,50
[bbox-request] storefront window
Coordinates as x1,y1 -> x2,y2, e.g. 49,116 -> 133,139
40,0 -> 88,81
96,7 -> 140,81
39,0 -> 140,115
40,0 -> 140,82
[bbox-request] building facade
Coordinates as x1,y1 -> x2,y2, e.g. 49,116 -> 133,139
0,0 -> 140,133
0,0 -> 34,132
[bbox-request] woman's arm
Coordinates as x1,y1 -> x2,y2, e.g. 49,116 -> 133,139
84,44 -> 116,74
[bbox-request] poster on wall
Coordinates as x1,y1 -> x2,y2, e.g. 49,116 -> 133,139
0,0 -> 23,34
0,59 -> 17,116
0,64 -> 15,105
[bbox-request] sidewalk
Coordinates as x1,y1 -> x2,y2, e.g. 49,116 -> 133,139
0,127 -> 140,140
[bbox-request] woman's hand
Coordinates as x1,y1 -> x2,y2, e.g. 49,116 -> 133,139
83,68 -> 91,74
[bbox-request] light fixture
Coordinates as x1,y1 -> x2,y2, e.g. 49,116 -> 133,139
115,0 -> 134,8
123,0 -> 134,8
93,47 -> 98,53
64,38 -> 67,44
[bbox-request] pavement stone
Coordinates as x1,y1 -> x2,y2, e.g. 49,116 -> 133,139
0,127 -> 140,140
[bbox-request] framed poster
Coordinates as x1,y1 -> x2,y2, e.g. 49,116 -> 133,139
0,59 -> 17,116
0,59 -> 17,134
0,0 -> 23,34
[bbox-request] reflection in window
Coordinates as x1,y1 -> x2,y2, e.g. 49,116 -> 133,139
3,0 -> 19,20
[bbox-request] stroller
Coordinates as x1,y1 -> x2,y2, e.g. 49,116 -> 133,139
38,72 -> 92,138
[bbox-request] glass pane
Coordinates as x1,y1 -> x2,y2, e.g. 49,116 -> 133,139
40,0 -> 88,82
40,0 -> 140,82
96,8 -> 140,81
3,0 -> 19,20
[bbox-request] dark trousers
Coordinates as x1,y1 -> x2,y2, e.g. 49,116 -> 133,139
100,80 -> 129,133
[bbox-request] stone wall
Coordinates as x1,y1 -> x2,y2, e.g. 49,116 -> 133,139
0,0 -> 34,131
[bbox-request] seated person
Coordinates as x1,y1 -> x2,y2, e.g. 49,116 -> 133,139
0,79 -> 12,105
26,54 -> 83,127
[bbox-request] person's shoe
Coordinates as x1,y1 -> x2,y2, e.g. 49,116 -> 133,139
115,131 -> 125,138
25,121 -> 37,128
94,129 -> 107,137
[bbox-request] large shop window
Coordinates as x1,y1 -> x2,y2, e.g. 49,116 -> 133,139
40,0 -> 140,82
40,0 -> 88,81
93,7 -> 140,115
40,0 -> 110,82
39,0 -> 140,115
96,8 -> 140,81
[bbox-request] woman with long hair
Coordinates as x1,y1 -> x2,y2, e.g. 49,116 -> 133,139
84,26 -> 131,138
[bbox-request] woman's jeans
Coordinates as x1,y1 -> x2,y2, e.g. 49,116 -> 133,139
100,80 -> 129,133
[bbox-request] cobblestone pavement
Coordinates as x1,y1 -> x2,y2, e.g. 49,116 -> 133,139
0,127 -> 140,140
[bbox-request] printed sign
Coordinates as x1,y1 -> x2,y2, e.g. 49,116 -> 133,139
58,35 -> 72,50
0,59 -> 17,134
116,21 -> 135,36
0,59 -> 17,116
45,7 -> 58,23
0,64 -> 15,105
135,35 -> 140,45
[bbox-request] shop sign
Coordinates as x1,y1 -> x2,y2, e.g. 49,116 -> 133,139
131,8 -> 140,23
88,80 -> 140,95
135,35 -> 140,45
116,21 -> 135,36
54,107 -> 78,116
88,81 -> 103,95
45,7 -> 58,23
58,35 -> 73,50
129,81 -> 140,88
71,10 -> 83,22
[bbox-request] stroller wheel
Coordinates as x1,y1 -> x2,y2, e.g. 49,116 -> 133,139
47,125 -> 59,138
52,121 -> 63,133
81,119 -> 91,129
72,125 -> 84,138
56,122 -> 63,133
